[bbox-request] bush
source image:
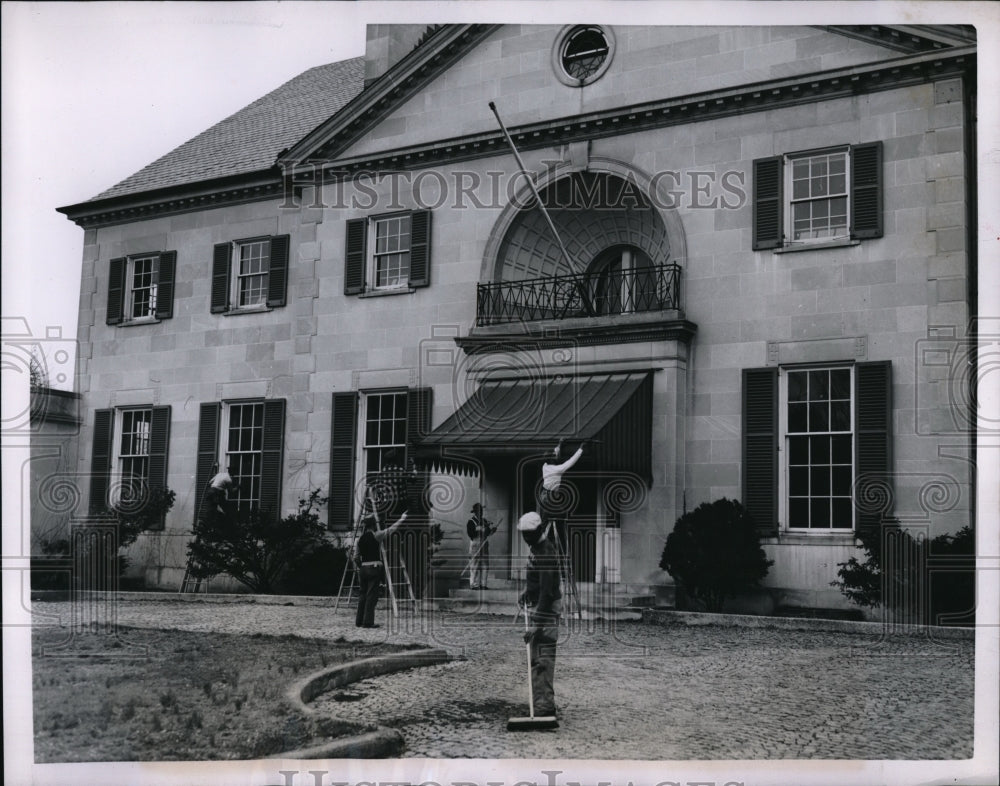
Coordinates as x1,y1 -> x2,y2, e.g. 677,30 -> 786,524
832,522 -> 975,626
186,489 -> 329,594
660,498 -> 773,613
275,539 -> 350,596
32,538 -> 72,591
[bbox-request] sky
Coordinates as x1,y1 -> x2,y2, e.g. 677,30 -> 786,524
2,2 -> 369,391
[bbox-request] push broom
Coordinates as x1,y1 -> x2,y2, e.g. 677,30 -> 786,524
506,605 -> 559,731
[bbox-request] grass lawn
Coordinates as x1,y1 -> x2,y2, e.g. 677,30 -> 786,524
32,625 -> 414,761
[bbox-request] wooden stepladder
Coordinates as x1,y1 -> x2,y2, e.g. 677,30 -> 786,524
334,486 -> 416,614
553,524 -> 583,620
179,467 -> 218,593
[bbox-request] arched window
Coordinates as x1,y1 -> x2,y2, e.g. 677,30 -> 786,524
586,246 -> 658,315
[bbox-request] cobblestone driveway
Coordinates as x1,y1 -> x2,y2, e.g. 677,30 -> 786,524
32,599 -> 974,760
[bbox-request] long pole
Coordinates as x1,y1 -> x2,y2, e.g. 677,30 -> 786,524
488,101 -> 595,317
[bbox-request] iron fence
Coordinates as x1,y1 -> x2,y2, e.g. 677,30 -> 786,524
476,262 -> 682,326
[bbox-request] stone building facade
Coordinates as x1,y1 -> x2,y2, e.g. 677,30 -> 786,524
58,24 -> 977,609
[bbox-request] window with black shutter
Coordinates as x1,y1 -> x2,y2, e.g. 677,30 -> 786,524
90,405 -> 171,528
106,252 -> 177,325
328,387 -> 433,530
210,235 -> 290,314
752,142 -> 883,251
195,399 -> 286,521
743,362 -> 894,536
344,210 -> 432,295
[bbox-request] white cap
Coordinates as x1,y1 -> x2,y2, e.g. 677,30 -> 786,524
210,472 -> 233,489
517,511 -> 543,531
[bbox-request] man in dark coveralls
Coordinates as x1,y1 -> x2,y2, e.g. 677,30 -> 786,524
517,511 -> 562,717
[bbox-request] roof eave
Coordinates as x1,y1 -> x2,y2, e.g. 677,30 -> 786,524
57,168 -> 283,228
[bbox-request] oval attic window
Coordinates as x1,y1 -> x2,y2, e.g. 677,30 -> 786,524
556,26 -> 614,86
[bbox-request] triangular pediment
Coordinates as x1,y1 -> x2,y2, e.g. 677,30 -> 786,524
286,23 -> 971,167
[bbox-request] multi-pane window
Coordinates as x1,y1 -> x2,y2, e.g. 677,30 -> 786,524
235,240 -> 270,308
117,408 -> 152,505
211,235 -> 288,314
363,392 -> 407,478
372,215 -> 411,289
225,402 -> 264,515
128,256 -> 159,319
785,368 -> 853,530
787,150 -> 849,242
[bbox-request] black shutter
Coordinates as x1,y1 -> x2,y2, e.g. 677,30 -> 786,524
89,409 -> 114,513
211,243 -> 231,313
855,361 -> 893,537
851,141 -> 883,240
742,368 -> 779,537
330,392 -> 358,530
260,399 -> 286,517
405,387 -> 432,462
148,406 -> 171,530
266,235 -> 290,308
344,218 -> 367,295
107,258 -> 127,325
156,252 -> 176,320
405,387 -> 433,514
752,156 -> 784,250
408,210 -> 432,288
195,402 -> 221,525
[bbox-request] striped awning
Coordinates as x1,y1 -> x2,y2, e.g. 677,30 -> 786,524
416,371 -> 653,483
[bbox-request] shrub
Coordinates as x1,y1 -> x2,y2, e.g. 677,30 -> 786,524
660,498 -> 773,613
275,538 -> 350,596
186,489 -> 329,594
832,522 -> 975,626
31,538 -> 72,591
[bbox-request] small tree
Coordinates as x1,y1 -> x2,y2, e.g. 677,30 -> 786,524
186,489 -> 329,594
660,498 -> 773,613
106,486 -> 176,578
108,486 -> 177,551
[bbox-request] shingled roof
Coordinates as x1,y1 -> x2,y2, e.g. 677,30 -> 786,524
91,56 -> 365,202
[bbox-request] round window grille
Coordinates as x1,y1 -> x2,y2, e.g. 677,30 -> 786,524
553,26 -> 615,86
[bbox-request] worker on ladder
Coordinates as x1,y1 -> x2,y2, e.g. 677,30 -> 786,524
537,439 -> 586,619
355,510 -> 408,628
539,439 -> 585,532
203,470 -> 238,525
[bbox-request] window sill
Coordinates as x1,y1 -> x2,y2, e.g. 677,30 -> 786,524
222,305 -> 273,316
774,239 -> 860,254
766,531 -> 858,546
118,317 -> 161,327
359,287 -> 415,299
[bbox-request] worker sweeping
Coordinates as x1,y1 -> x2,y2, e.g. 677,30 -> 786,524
507,511 -> 561,731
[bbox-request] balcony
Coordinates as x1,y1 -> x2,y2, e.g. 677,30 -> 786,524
476,262 -> 682,327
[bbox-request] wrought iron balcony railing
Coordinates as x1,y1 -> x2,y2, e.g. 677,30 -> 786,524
476,262 -> 682,327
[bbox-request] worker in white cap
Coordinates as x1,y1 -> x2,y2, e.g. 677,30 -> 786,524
516,510 -> 561,719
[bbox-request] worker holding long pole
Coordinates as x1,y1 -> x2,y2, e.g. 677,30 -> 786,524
507,511 -> 561,731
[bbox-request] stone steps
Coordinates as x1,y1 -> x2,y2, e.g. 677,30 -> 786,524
439,581 -> 666,621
